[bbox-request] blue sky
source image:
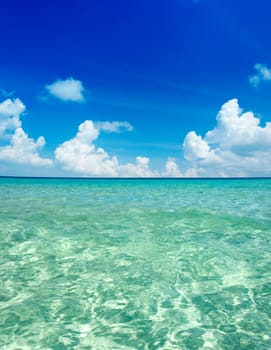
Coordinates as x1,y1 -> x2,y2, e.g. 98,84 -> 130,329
1,0 -> 271,177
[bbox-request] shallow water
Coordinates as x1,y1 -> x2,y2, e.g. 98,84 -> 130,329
0,178 -> 271,349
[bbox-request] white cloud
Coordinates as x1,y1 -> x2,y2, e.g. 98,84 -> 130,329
119,156 -> 159,177
206,99 -> 271,150
183,131 -> 220,165
55,120 -> 119,176
0,98 -> 53,167
45,77 -> 86,102
94,121 -> 133,133
0,127 -> 52,166
162,158 -> 183,177
55,120 -> 159,177
249,63 -> 271,87
0,98 -> 25,136
182,99 -> 271,176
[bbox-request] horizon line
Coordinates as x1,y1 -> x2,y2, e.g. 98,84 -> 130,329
1,176 -> 271,180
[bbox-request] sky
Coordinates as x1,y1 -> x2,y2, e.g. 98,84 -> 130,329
1,0 -> 271,177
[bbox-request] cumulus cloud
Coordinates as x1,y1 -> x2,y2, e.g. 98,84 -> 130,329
119,156 -> 159,177
206,99 -> 271,150
45,77 -> 86,102
162,158 -> 183,177
0,128 -> 52,166
55,120 -> 119,176
182,99 -> 271,176
249,63 -> 271,87
0,98 -> 25,136
55,120 -> 158,177
0,98 -> 52,167
94,121 -> 133,133
183,131 -> 220,165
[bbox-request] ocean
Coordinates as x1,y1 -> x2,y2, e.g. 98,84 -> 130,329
0,177 -> 271,349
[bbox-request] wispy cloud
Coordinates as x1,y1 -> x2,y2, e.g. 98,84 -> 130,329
0,88 -> 15,98
249,63 -> 271,88
45,77 -> 86,102
94,121 -> 133,133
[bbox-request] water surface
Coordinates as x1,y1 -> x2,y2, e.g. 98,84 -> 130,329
0,178 -> 271,349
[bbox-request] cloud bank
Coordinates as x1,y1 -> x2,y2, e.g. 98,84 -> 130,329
45,77 -> 86,102
1,94 -> 271,177
0,96 -> 158,176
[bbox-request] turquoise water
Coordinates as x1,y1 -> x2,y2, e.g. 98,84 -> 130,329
0,178 -> 271,349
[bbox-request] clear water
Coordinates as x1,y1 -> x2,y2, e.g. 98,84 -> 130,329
0,178 -> 271,349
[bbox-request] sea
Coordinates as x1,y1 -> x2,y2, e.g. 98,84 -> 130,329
0,177 -> 271,349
